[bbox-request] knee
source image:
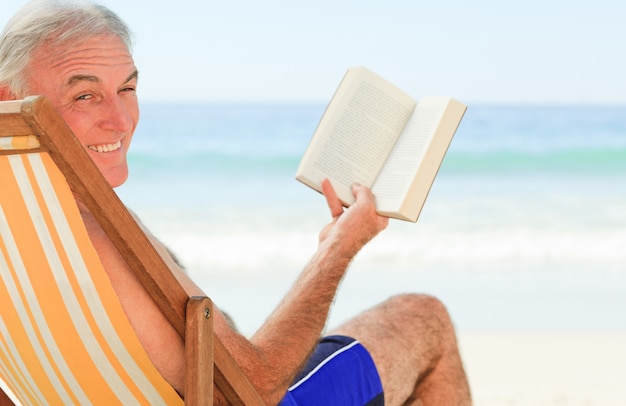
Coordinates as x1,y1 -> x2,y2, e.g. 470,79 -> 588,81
385,293 -> 456,337
386,293 -> 450,317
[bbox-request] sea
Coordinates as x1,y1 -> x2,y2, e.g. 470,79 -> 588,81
116,103 -> 626,337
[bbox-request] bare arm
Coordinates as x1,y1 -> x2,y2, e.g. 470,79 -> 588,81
92,180 -> 387,404
216,179 -> 389,404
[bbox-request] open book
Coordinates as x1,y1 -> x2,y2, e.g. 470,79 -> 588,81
296,66 -> 467,222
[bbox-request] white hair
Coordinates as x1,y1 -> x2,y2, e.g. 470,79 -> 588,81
0,0 -> 133,96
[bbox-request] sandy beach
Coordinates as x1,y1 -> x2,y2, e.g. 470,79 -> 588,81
460,333 -> 626,405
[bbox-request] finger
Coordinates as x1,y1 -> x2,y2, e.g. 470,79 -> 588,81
351,183 -> 374,203
352,183 -> 388,228
321,178 -> 344,219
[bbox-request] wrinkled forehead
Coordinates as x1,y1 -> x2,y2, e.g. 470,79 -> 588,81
29,33 -> 133,69
36,29 -> 130,58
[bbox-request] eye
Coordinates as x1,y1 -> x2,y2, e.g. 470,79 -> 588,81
75,93 -> 93,101
120,85 -> 137,94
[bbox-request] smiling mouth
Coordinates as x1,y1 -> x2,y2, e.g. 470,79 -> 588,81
87,141 -> 122,153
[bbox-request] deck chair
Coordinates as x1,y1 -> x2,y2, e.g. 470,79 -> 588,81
0,96 -> 266,405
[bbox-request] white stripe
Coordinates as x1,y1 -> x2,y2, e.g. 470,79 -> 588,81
288,340 -> 362,391
28,154 -> 167,405
0,137 -> 12,149
0,196 -> 78,404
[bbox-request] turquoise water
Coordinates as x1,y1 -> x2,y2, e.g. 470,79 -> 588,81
127,104 -> 626,175
117,103 -> 626,335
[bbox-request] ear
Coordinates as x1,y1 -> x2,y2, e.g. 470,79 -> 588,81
0,84 -> 17,101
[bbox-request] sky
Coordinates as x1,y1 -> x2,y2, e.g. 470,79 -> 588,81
1,0 -> 625,105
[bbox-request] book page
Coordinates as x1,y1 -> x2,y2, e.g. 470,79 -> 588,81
374,97 -> 466,221
313,80 -> 411,186
372,99 -> 446,209
296,67 -> 416,205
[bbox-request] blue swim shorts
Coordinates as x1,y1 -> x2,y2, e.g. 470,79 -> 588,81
278,335 -> 384,406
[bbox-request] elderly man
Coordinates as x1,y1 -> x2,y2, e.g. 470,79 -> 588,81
0,1 -> 471,405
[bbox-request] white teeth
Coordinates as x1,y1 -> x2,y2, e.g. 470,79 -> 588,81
88,141 -> 122,153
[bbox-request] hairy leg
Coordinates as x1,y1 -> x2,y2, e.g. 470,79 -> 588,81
327,294 -> 471,406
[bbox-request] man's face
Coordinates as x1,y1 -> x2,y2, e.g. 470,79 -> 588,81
24,34 -> 139,188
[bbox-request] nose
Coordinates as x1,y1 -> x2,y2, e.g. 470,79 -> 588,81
99,95 -> 136,134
